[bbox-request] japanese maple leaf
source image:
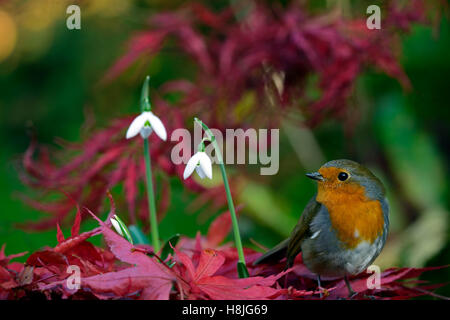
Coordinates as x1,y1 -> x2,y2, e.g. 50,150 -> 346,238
0,245 -> 27,298
38,203 -> 176,299
0,244 -> 27,268
327,266 -> 449,300
205,210 -> 233,248
76,209 -> 177,299
174,247 -> 287,300
27,195 -> 117,278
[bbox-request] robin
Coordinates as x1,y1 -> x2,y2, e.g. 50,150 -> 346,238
254,159 -> 389,297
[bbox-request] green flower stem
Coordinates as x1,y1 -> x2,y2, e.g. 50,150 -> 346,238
143,137 -> 160,253
194,118 -> 249,278
141,76 -> 152,112
140,75 -> 160,253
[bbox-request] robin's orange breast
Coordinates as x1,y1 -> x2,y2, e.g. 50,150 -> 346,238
316,180 -> 385,249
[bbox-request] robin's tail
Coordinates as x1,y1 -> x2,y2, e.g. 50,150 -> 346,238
253,239 -> 289,266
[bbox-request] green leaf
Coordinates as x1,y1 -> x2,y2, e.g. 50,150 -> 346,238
129,225 -> 149,245
374,93 -> 445,208
160,233 -> 180,260
237,262 -> 249,278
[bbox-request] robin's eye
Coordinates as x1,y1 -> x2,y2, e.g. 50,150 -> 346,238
338,172 -> 349,181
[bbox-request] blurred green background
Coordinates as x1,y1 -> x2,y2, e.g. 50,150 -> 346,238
0,0 -> 449,295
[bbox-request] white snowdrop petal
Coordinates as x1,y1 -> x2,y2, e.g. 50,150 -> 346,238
196,166 -> 206,179
148,112 -> 167,141
126,113 -> 147,139
183,153 -> 200,179
197,152 -> 212,179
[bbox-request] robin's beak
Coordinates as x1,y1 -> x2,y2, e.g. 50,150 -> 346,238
306,172 -> 325,181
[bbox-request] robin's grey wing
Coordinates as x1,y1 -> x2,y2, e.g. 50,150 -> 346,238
252,238 -> 290,266
285,195 -> 322,268
253,195 -> 322,267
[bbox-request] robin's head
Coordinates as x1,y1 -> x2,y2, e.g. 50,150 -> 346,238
306,159 -> 386,201
307,160 -> 387,249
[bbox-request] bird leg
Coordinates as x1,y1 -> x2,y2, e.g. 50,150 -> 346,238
344,275 -> 358,299
316,275 -> 329,298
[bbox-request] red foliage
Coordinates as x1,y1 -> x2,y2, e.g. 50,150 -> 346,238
19,1 -> 426,231
0,206 -> 447,300
20,109 -> 227,231
105,1 -> 424,127
173,247 -> 287,299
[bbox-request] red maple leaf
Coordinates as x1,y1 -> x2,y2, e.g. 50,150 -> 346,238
327,266 -> 450,300
73,207 -> 176,299
172,247 -> 288,300
0,245 -> 27,268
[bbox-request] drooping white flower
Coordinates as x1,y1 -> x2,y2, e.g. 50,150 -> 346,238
126,111 -> 167,141
183,151 -> 212,180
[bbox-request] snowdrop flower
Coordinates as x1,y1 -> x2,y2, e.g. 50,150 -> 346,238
126,111 -> 167,141
110,215 -> 133,244
183,151 -> 213,180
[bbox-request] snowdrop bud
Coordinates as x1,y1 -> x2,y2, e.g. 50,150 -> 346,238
110,215 -> 134,244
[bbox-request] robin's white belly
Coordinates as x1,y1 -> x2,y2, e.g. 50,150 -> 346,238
340,238 -> 384,274
301,235 -> 385,277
